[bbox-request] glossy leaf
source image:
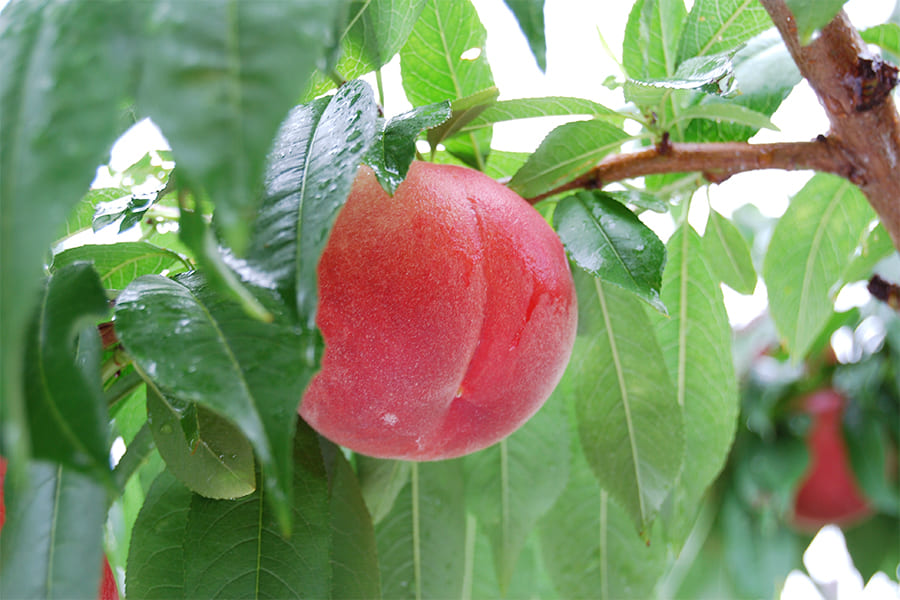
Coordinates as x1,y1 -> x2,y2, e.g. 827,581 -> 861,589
502,0 -> 547,70
606,189 -> 668,214
567,272 -> 683,533
0,0 -> 134,470
539,449 -> 668,599
785,0 -> 849,44
426,86 -> 500,154
146,386 -> 256,499
464,392 -> 569,592
59,188 -> 130,240
376,461 -> 467,599
357,457 -> 411,525
458,96 -> 622,134
703,209 -> 757,294
366,101 -> 452,193
556,191 -> 667,312
246,80 -> 378,328
861,23 -> 900,57
673,102 -> 778,131
114,271 -> 315,533
508,119 -> 629,199
626,51 -> 738,108
623,0 -> 687,80
137,0 -> 345,254
649,224 -> 739,537
23,263 -> 112,483
51,242 -> 190,291
763,174 -> 876,359
400,0 -> 495,168
678,0 -> 772,62
340,0 -> 430,75
0,462 -> 107,599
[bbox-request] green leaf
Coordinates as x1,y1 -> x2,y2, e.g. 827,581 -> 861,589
678,0 -> 772,62
341,0 -> 430,75
247,80 -> 378,328
0,462 -> 107,599
508,119 -> 629,199
137,0 -> 346,254
555,191 -> 667,313
426,86 -> 500,154
785,0 -> 849,44
502,0 -> 547,71
606,189 -> 668,214
458,96 -> 623,135
376,461 -> 467,599
23,263 -> 112,483
51,242 -> 190,291
366,101 -> 452,193
763,174 -> 876,359
539,449 -> 669,599
567,273 -> 683,533
672,102 -> 778,131
114,271 -> 315,534
357,457 -> 412,525
702,209 -> 757,294
623,0 -> 688,80
1,0 -> 135,471
625,51 -> 738,108
463,392 -> 569,592
400,0 -> 496,169
648,224 -> 739,540
861,23 -> 900,57
146,386 -> 256,499
844,223 -> 896,284
126,469 -> 191,599
58,188 -> 130,241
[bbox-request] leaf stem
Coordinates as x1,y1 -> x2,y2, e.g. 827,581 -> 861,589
411,462 -> 422,600
112,424 -> 155,489
104,369 -> 143,409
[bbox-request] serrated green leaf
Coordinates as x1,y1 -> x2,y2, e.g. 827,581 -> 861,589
366,101 -> 452,193
673,102 -> 778,131
623,0 -> 688,80
126,469 -> 191,599
146,386 -> 256,500
463,393 -> 569,592
785,0 -> 849,44
508,119 -> 629,199
137,0 -> 345,254
567,273 -> 683,533
648,224 -> 739,541
23,263 -> 112,483
1,0 -> 136,471
0,462 -> 107,599
247,80 -> 378,328
51,242 -> 190,291
426,86 -> 500,153
703,209 -> 757,294
678,0 -> 771,62
539,449 -> 668,599
114,271 -> 315,534
341,0 -> 429,75
376,461 -> 467,599
502,0 -> 547,71
458,96 -> 622,135
626,51 -> 738,107
763,174 -> 876,360
400,0 -> 495,169
555,191 -> 667,312
861,23 -> 900,57
357,457 -> 412,525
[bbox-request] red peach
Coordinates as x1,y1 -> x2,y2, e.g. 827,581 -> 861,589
300,162 -> 577,460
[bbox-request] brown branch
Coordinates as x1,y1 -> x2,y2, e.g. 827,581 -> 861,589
528,138 -> 851,203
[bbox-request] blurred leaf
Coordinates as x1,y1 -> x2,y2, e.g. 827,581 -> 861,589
114,271 -> 315,534
467,526 -> 559,599
1,0 -> 135,471
845,416 -> 900,515
146,386 -> 256,500
763,174 -> 876,360
357,457 -> 411,525
623,0 -> 687,80
539,448 -> 669,599
247,80 -> 378,328
426,87 -> 500,153
843,222 -> 896,283
555,191 -> 667,313
785,0 -> 849,44
400,0 -> 495,168
508,119 -> 629,199
650,225 -> 739,542
703,209 -> 757,294
23,263 -> 112,484
861,23 -> 900,56
59,188 -> 130,240
567,272 -> 683,534
678,0 -> 772,62
376,461 -> 466,599
137,0 -> 346,254
464,392 -> 570,592
51,242 -> 190,291
0,461 -> 107,599
366,101 -> 452,193
502,0 -> 547,71
606,189 -> 668,214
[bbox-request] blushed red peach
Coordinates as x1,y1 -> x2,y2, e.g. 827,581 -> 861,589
300,162 -> 577,460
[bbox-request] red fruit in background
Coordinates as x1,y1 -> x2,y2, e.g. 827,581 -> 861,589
792,389 -> 873,530
300,162 -> 577,460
